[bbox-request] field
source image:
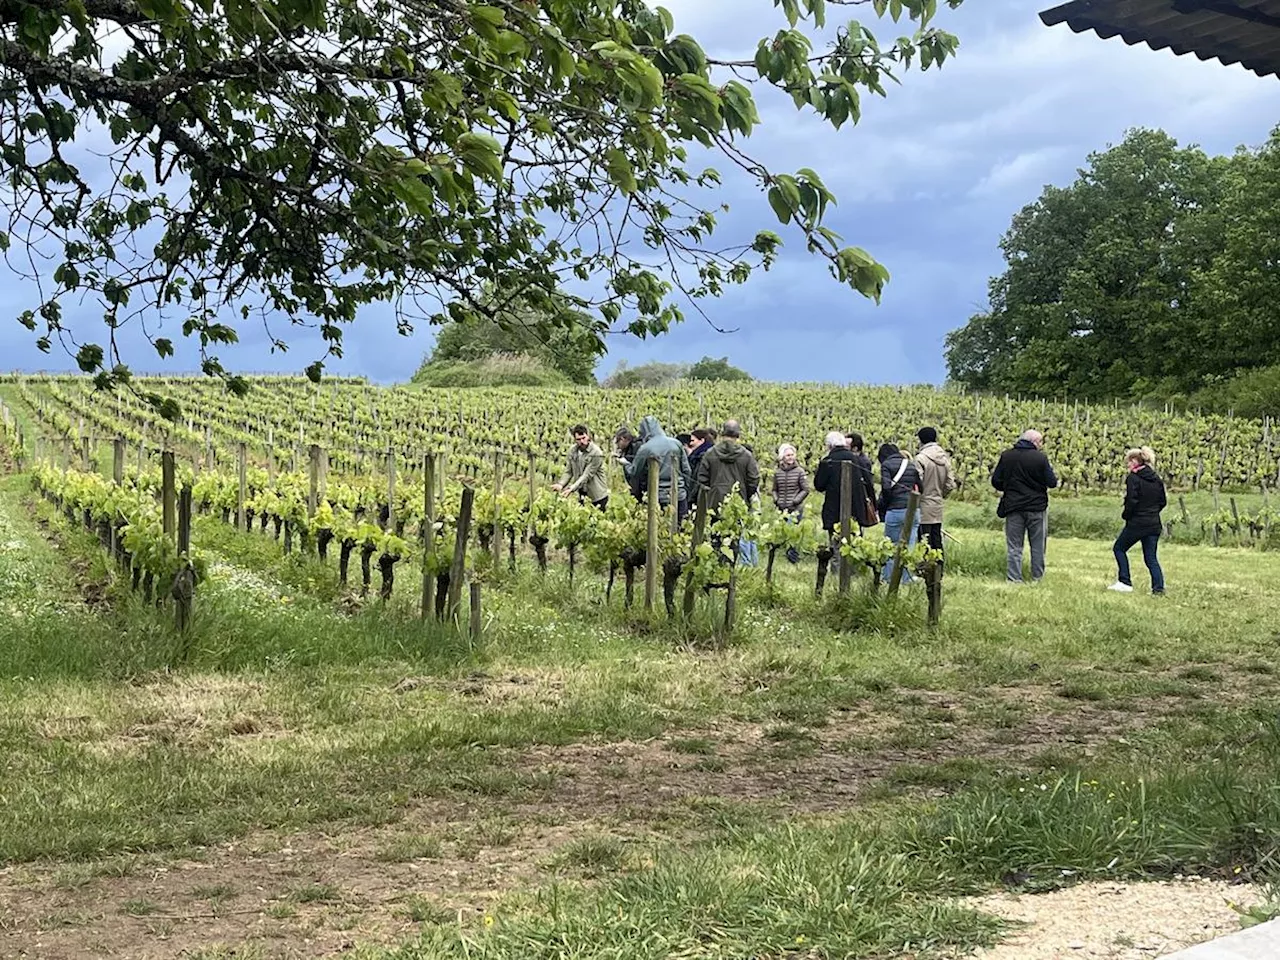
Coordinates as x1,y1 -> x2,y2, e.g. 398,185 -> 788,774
1,376 -> 1280,960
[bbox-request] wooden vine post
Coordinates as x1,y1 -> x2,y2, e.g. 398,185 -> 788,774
887,491 -> 921,597
307,444 -> 324,518
110,438 -> 125,559
469,581 -> 483,645
926,560 -> 943,629
645,458 -> 660,612
491,450 -> 504,573
161,450 -> 176,538
668,452 -> 680,534
682,487 -> 710,618
81,435 -> 91,472
174,485 -> 195,634
838,460 -> 853,595
421,453 -> 436,621
237,442 -> 248,531
526,450 -> 537,542
446,485 -> 475,623
386,450 -> 397,531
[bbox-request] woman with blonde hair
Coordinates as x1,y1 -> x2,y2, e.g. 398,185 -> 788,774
1109,446 -> 1166,594
771,443 -> 810,564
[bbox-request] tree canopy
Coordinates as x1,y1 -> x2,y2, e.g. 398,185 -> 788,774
413,290 -> 599,385
686,355 -> 752,382
601,359 -> 689,389
945,127 -> 1280,409
3,0 -> 963,413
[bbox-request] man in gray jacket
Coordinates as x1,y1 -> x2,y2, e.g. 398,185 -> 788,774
914,426 -> 958,559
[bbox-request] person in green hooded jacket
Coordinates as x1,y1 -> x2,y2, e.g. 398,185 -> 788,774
696,420 -> 761,512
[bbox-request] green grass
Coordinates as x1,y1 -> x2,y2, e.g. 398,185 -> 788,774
5,467 -> 1280,957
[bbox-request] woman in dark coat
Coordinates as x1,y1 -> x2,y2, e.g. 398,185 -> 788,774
1109,446 -> 1167,594
877,442 -> 921,583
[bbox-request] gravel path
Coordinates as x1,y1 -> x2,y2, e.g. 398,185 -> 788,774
967,878 -> 1264,959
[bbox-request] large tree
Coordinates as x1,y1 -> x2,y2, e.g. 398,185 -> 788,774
3,0 -> 962,411
945,129 -> 1237,401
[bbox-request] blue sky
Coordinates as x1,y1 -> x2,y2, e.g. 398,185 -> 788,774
3,0 -> 1278,385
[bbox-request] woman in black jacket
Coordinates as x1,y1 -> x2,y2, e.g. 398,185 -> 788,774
877,443 -> 921,583
1109,446 -> 1167,594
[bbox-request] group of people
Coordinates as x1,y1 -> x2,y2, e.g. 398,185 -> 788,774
551,419 -> 1167,594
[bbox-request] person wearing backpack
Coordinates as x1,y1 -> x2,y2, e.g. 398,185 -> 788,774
877,442 -> 921,583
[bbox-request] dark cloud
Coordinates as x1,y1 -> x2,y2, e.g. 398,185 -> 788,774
3,0 -> 1278,385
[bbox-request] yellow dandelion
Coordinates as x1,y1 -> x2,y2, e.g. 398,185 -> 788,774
484,915 -> 495,927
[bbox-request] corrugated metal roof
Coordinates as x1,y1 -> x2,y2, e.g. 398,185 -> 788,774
1039,0 -> 1280,78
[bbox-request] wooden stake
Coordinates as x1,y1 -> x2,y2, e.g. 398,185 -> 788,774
682,487 -> 709,618
161,451 -> 176,538
446,486 -> 475,622
237,441 -> 248,530
175,485 -> 194,634
838,460 -> 853,595
469,581 -> 483,645
645,458 -> 660,612
308,444 -> 322,517
491,450 -> 504,573
386,451 -> 397,530
421,453 -> 436,621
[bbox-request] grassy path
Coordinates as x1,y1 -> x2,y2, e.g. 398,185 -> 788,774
0,474 -> 86,616
3,489 -> 1280,958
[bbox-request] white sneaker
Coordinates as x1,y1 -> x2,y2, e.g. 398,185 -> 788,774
1107,582 -> 1134,593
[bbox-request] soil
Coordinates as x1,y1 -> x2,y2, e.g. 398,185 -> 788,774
964,878 -> 1265,959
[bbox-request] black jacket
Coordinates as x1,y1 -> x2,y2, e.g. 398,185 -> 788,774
991,440 -> 1059,517
853,451 -> 875,498
877,453 -> 921,515
1122,466 -> 1166,534
687,441 -> 710,485
814,447 -> 873,532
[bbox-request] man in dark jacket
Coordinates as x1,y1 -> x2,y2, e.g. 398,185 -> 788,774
628,416 -> 692,521
814,431 -> 870,535
991,429 -> 1059,583
695,420 -> 759,512
614,426 -> 640,474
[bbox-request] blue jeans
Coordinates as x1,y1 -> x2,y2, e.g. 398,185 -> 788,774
882,507 -> 917,583
739,539 -> 759,567
1114,527 -> 1164,593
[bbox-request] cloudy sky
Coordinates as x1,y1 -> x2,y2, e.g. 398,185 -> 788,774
3,0 -> 1278,385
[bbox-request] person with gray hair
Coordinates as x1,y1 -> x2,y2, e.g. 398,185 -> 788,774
991,428 -> 1059,583
814,430 -> 863,537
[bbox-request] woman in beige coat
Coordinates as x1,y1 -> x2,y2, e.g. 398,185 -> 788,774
914,426 -> 958,557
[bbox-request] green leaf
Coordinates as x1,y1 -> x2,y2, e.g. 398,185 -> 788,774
605,149 -> 638,194
767,186 -> 791,225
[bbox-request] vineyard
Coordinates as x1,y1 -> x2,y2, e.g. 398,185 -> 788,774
4,376 -> 1280,959
2,374 -> 1279,639
0,376 -> 1274,640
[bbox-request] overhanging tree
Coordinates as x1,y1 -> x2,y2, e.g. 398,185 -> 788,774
3,0 -> 962,415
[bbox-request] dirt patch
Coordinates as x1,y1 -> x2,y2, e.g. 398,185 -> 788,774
0,809 -> 631,960
964,878 -> 1264,959
0,682 -> 1263,959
